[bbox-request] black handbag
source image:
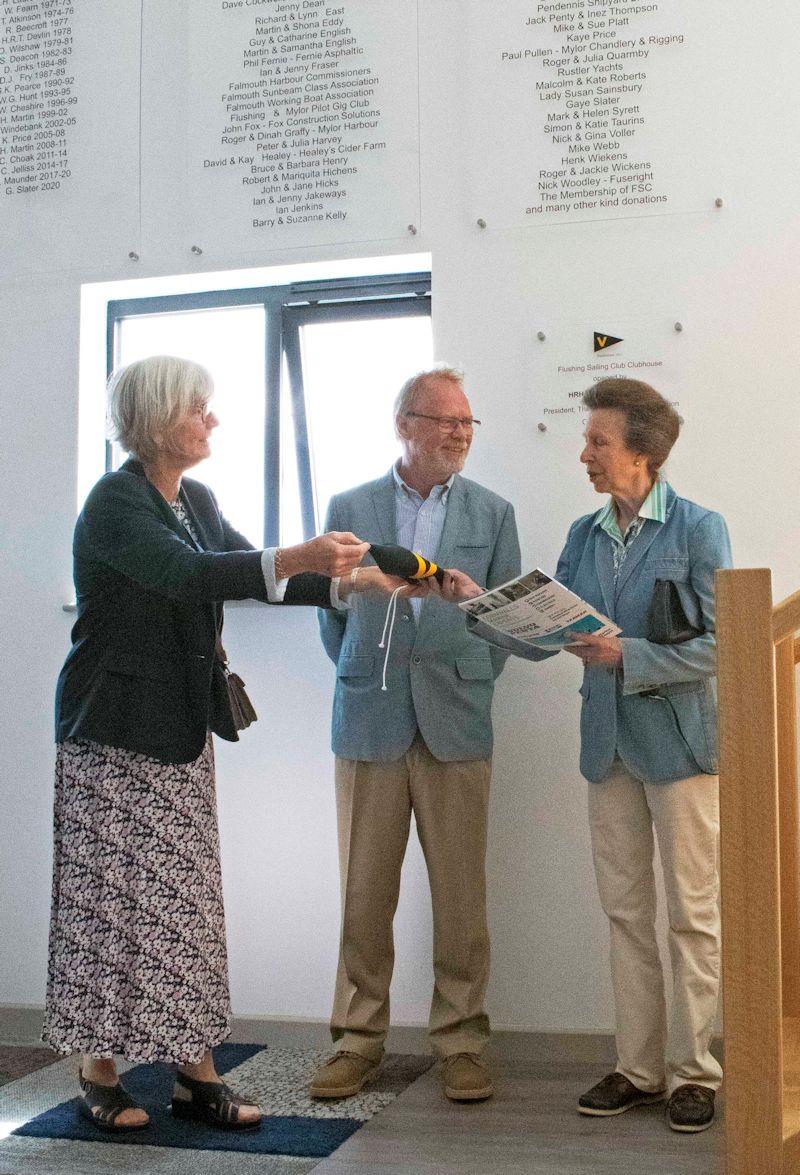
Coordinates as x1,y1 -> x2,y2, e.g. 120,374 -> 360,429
647,578 -> 703,645
215,635 -> 258,731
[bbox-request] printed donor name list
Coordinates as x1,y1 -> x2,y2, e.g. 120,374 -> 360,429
188,0 -> 420,250
468,0 -> 717,226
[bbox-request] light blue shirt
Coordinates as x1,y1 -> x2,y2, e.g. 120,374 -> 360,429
392,463 -> 454,617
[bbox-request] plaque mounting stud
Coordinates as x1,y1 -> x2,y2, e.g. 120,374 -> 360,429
477,218 -> 487,229
538,422 -> 547,433
537,331 -> 546,342
407,224 -> 418,236
674,321 -> 683,332
714,198 -> 724,208
128,251 -> 140,262
191,245 -> 204,255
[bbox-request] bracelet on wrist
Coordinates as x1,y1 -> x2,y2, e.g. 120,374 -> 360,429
349,566 -> 360,593
274,548 -> 287,580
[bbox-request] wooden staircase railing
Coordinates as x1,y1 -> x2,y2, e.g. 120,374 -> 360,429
716,569 -> 800,1173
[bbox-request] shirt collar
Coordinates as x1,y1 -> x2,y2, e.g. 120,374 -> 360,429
593,478 -> 668,544
392,462 -> 454,503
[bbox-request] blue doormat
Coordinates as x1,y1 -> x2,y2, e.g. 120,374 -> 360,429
12,1044 -> 433,1157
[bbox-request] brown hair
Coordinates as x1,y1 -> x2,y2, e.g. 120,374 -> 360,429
582,377 -> 681,474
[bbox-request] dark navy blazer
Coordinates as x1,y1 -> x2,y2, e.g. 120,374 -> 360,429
55,459 -> 331,764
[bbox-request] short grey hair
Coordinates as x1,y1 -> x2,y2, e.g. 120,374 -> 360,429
393,365 -> 465,423
107,355 -> 213,463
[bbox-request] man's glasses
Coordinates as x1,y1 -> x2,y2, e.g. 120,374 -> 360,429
404,412 -> 481,433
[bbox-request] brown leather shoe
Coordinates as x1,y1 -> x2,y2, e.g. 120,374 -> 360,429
667,1083 -> 715,1132
578,1071 -> 666,1116
441,1053 -> 494,1102
309,1051 -> 382,1099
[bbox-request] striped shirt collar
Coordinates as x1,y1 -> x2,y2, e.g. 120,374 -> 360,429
392,462 -> 455,503
593,478 -> 668,545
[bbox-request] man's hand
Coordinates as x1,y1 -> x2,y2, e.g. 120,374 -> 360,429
345,566 -> 434,598
563,631 -> 623,668
436,568 -> 485,603
279,532 -> 370,578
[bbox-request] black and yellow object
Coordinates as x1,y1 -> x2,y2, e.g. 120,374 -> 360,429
369,544 -> 445,585
593,331 -> 623,353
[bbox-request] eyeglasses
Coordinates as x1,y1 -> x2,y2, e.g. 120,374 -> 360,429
404,412 -> 481,433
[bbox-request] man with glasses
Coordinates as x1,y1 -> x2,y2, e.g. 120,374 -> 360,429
311,367 -> 520,1103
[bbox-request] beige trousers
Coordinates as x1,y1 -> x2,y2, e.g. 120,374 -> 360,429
331,734 -> 492,1060
588,758 -> 722,1095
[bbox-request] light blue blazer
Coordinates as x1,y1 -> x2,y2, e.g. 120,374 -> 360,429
471,485 -> 733,784
318,471 -> 521,762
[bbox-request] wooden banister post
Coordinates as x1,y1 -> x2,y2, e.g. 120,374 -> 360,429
717,568 -> 783,1174
777,636 -> 800,1017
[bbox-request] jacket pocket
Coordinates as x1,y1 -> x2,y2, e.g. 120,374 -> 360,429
647,556 -> 690,582
658,684 -> 716,773
455,652 -> 493,681
337,654 -> 375,678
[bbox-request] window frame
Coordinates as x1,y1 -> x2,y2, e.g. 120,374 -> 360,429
106,272 -> 432,545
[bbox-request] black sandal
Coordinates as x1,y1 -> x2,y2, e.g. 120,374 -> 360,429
77,1069 -> 149,1133
171,1071 -> 262,1132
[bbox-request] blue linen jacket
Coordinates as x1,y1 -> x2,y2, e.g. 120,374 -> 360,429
318,471 -> 521,762
471,485 -> 733,784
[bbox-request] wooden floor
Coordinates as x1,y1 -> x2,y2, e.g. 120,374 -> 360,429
0,1013 -> 725,1174
313,1032 -> 724,1175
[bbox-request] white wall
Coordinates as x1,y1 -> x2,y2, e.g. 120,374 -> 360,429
2,1 -> 800,1034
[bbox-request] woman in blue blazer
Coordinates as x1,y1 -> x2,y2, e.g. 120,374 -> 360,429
43,355 -> 403,1134
462,378 -> 732,1134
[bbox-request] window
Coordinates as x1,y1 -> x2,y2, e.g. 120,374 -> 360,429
108,273 -> 432,546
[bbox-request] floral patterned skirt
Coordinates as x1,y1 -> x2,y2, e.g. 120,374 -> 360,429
41,736 -> 231,1065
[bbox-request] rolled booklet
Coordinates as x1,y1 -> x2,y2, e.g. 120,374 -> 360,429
459,568 -> 620,650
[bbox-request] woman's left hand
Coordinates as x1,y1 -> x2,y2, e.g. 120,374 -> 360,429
564,632 -> 623,668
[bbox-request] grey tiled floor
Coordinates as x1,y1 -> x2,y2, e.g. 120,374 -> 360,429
312,1034 -> 725,1175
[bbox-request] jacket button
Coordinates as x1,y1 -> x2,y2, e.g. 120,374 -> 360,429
412,655 -> 422,665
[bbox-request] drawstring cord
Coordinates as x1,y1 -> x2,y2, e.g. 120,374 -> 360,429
378,586 -> 405,691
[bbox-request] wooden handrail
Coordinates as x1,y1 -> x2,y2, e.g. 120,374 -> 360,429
717,569 -> 785,1173
773,587 -> 800,644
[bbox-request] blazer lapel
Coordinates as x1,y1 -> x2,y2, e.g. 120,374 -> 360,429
593,527 -> 616,620
369,471 -> 398,546
121,458 -> 188,542
614,483 -> 677,601
614,518 -> 662,602
433,476 -> 466,570
179,484 -> 215,552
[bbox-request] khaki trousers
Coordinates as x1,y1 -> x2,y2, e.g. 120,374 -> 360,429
588,758 -> 722,1095
331,734 -> 492,1060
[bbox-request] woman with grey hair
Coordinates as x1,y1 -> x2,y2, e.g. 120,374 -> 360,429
42,355 -> 409,1134
450,377 -> 732,1134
